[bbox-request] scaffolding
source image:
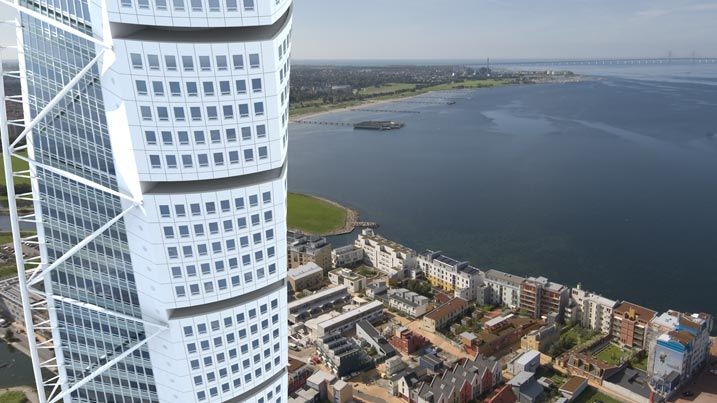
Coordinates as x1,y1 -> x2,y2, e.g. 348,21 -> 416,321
0,1 -> 168,401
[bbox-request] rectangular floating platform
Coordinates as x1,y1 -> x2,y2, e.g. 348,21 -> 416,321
353,121 -> 405,130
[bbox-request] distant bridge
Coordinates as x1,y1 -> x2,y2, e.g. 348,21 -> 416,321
486,57 -> 717,67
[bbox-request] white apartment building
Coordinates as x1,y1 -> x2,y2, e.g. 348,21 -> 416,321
355,229 -> 416,275
387,288 -> 432,318
331,245 -> 364,268
3,0 -> 293,401
328,268 -> 367,294
568,284 -> 617,334
483,269 -> 525,309
418,251 -> 485,302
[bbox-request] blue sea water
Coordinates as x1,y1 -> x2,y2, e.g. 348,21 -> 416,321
288,63 -> 717,323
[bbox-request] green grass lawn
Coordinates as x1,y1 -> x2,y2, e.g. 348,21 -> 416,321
574,386 -> 622,403
594,343 -> 629,365
0,390 -> 28,403
422,78 -> 512,92
287,193 -> 347,235
631,353 -> 648,371
0,151 -> 31,187
358,83 -> 417,95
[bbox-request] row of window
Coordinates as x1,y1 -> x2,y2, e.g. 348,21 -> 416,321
131,52 -> 260,72
139,102 -> 265,121
173,261 -> 278,297
182,298 -> 278,338
163,213 -> 274,239
173,260 -> 278,298
194,354 -> 281,401
120,0 -> 260,13
144,125 -> 267,147
169,235 -> 274,280
158,192 -> 271,218
135,77 -> 263,98
147,146 -> 269,169
167,241 -> 275,262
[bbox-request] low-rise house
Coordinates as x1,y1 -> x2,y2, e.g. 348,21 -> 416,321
484,269 -> 524,309
288,262 -> 324,292
389,326 -> 431,354
314,300 -> 384,336
288,231 -> 332,270
306,371 -> 336,401
414,355 -> 502,403
332,379 -> 353,403
611,301 -> 656,349
520,323 -> 560,353
366,280 -> 388,301
419,353 -> 443,373
331,245 -> 364,268
389,367 -> 427,399
384,356 -> 407,377
508,350 -> 541,376
567,284 -> 618,334
421,297 -> 469,333
355,229 -> 416,275
506,371 -> 543,403
316,333 -> 373,377
485,384 -> 518,403
468,314 -> 541,357
388,288 -> 432,317
287,285 -> 351,323
356,319 -> 396,361
328,267 -> 367,294
289,357 -> 315,394
556,336 -> 624,383
559,376 -> 587,402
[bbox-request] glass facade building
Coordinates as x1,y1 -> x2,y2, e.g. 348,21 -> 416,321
12,0 -> 291,401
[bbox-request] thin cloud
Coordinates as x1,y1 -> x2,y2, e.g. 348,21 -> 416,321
636,2 -> 717,18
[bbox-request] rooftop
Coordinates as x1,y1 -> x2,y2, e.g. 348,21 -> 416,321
287,285 -> 350,310
614,301 -> 657,322
559,376 -> 587,394
318,300 -> 383,329
485,269 -> 525,285
425,298 -> 468,321
515,349 -> 541,365
288,262 -> 323,279
358,229 -> 414,254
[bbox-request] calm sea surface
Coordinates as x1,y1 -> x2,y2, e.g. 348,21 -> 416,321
289,64 -> 717,324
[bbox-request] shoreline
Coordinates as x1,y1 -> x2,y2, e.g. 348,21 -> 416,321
289,76 -> 586,122
287,192 -> 373,236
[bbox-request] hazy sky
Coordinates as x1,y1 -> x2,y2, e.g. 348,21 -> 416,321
1,0 -> 716,61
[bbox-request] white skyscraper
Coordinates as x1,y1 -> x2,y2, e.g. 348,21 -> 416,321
0,0 -> 292,402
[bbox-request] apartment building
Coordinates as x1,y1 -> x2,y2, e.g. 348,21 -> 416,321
316,333 -> 372,377
287,262 -> 324,292
648,311 -> 713,398
331,245 -> 364,268
355,229 -> 416,275
418,250 -> 486,302
328,268 -> 367,294
288,232 -> 332,270
484,269 -> 525,309
387,288 -> 432,318
567,284 -> 618,334
520,276 -> 570,320
421,298 -> 469,333
287,285 -> 351,323
314,300 -> 384,337
611,302 -> 657,349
